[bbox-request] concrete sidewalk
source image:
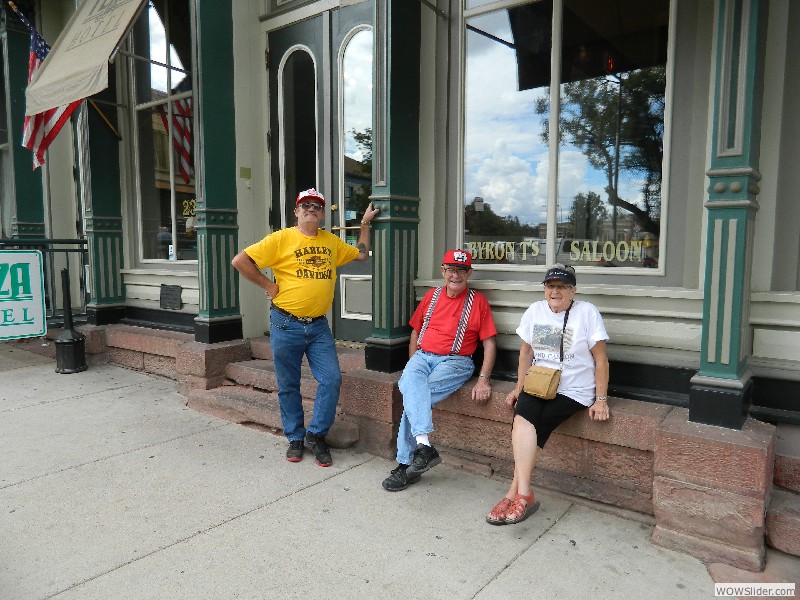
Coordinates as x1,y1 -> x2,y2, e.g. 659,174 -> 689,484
0,342 -> 720,599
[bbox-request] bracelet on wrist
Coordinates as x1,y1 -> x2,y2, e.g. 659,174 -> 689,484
595,396 -> 607,402
478,374 -> 490,380
360,220 -> 372,227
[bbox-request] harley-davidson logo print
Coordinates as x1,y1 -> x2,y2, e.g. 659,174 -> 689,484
293,246 -> 333,279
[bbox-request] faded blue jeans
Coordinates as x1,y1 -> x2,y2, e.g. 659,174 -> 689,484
269,308 -> 342,441
396,350 -> 475,464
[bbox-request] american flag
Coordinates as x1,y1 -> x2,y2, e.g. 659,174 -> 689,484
158,96 -> 194,184
17,10 -> 82,169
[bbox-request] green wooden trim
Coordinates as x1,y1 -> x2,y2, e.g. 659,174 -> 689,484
369,206 -> 419,339
697,0 -> 768,390
195,0 -> 239,322
10,220 -> 45,238
85,216 -> 124,305
698,205 -> 755,379
196,229 -> 239,318
709,0 -> 768,170
84,73 -> 122,217
369,0 -> 421,343
2,25 -> 44,225
196,0 -> 236,212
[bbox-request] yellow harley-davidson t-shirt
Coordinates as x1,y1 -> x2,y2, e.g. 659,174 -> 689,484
243,226 -> 359,318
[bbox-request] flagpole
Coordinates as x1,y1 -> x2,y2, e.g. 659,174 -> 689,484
6,1 -> 26,24
89,100 -> 123,141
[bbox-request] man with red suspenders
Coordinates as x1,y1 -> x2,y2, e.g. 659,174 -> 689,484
382,249 -> 498,491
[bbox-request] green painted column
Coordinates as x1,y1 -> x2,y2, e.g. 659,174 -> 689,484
193,0 -> 241,344
1,7 -> 44,240
690,0 -> 768,429
83,67 -> 125,325
364,0 -> 421,373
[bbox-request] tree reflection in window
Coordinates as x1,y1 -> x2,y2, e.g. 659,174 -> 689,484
463,0 -> 669,269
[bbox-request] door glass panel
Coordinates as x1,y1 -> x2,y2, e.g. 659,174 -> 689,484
340,29 -> 373,246
281,49 -> 317,228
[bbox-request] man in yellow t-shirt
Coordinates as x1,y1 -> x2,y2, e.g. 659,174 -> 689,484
232,188 -> 379,466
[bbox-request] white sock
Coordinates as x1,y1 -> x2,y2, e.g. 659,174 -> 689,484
415,434 -> 431,446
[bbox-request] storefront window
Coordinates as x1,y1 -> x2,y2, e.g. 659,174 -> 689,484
130,0 -> 196,261
463,0 -> 669,269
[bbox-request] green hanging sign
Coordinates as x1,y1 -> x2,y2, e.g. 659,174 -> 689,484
0,250 -> 46,340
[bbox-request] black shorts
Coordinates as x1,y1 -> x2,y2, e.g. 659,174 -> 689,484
513,391 -> 587,448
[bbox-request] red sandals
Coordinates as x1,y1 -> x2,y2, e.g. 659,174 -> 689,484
503,493 -> 540,525
486,497 -> 514,525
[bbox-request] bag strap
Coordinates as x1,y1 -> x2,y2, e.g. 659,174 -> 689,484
416,287 -> 476,355
558,300 -> 574,365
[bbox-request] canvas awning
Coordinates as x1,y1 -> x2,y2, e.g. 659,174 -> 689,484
25,0 -> 147,116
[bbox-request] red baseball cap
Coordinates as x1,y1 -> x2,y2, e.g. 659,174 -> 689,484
296,188 -> 326,207
441,249 -> 472,268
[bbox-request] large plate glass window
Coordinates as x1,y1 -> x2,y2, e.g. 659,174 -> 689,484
463,0 -> 669,269
130,0 -> 196,261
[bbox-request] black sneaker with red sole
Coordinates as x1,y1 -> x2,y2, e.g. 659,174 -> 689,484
286,440 -> 304,462
304,432 -> 332,467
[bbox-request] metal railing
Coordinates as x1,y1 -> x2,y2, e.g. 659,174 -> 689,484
0,238 -> 89,326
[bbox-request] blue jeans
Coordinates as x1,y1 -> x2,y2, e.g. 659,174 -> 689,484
269,308 -> 342,441
395,350 -> 475,464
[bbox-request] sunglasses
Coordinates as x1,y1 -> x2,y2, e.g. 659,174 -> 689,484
298,202 -> 324,212
443,267 -> 470,275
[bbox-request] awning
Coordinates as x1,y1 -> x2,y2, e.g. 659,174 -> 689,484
25,0 -> 146,116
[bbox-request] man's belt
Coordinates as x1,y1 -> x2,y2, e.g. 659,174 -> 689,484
271,305 -> 324,324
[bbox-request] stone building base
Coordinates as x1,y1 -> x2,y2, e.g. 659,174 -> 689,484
652,409 -> 775,571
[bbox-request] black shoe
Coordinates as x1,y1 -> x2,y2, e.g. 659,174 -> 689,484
305,432 -> 332,467
286,440 -> 304,462
405,443 -> 441,477
382,464 -> 421,492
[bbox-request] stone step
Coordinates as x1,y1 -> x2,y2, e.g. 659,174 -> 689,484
186,385 -> 359,449
103,324 -> 193,357
224,359 -> 320,400
101,324 -> 193,378
188,385 -> 283,431
766,488 -> 800,558
225,359 -> 279,391
249,336 -> 366,372
775,423 -> 800,493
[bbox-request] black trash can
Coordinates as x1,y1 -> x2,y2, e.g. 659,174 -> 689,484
55,267 -> 87,374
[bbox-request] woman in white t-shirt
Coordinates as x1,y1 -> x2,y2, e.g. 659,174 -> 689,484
486,264 -> 610,526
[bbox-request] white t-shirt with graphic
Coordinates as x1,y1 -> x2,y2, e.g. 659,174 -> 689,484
516,299 -> 609,406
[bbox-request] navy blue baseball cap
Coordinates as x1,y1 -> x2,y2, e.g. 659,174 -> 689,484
542,265 -> 576,286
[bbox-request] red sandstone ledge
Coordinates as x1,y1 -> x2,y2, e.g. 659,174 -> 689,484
104,324 -> 193,357
655,408 -> 775,499
436,379 -> 671,452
